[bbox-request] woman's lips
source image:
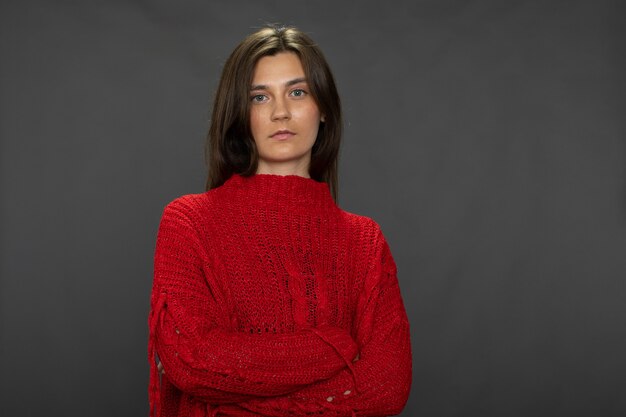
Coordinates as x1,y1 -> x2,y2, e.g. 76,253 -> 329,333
271,130 -> 295,140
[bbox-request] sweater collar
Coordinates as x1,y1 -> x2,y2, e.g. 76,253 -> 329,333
222,173 -> 337,210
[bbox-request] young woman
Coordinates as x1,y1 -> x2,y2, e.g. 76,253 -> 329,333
148,25 -> 412,417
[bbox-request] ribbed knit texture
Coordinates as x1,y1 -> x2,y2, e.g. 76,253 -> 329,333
148,173 -> 412,416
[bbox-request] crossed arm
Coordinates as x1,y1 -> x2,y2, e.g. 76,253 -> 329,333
149,201 -> 411,415
235,233 -> 412,416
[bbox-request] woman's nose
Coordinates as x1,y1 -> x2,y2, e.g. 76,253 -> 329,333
271,97 -> 291,121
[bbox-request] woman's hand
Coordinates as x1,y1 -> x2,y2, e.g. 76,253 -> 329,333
157,361 -> 165,375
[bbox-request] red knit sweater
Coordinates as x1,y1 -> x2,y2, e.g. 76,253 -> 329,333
148,173 -> 412,417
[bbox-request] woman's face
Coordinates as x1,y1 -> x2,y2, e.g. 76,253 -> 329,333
249,51 -> 323,177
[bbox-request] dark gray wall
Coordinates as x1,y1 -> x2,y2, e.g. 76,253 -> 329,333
1,1 -> 625,416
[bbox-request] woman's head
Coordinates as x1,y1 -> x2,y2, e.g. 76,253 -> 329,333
206,25 -> 342,201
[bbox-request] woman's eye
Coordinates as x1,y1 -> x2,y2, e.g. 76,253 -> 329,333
251,94 -> 266,103
290,89 -> 307,97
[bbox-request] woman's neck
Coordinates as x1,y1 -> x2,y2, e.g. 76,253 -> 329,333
255,160 -> 311,178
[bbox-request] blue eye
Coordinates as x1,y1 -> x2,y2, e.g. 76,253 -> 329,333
291,89 -> 306,97
251,94 -> 266,103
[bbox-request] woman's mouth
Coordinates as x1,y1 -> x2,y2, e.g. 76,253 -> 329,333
270,130 -> 295,140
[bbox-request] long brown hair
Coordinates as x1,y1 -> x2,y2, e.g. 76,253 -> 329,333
205,25 -> 342,202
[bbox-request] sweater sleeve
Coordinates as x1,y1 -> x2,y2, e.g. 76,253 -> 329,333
235,227 -> 412,416
147,198 -> 359,408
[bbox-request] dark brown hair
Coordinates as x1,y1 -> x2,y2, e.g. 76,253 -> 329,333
205,25 -> 342,201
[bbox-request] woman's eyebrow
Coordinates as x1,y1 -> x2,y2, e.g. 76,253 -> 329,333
250,77 -> 307,91
285,77 -> 307,87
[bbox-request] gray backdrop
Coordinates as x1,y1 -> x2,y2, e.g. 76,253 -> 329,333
1,1 -> 624,416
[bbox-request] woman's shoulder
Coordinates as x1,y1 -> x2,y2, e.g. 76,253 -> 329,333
159,192 -> 214,223
338,209 -> 385,239
337,209 -> 394,273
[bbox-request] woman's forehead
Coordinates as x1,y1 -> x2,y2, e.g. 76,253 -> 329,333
251,52 -> 307,87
